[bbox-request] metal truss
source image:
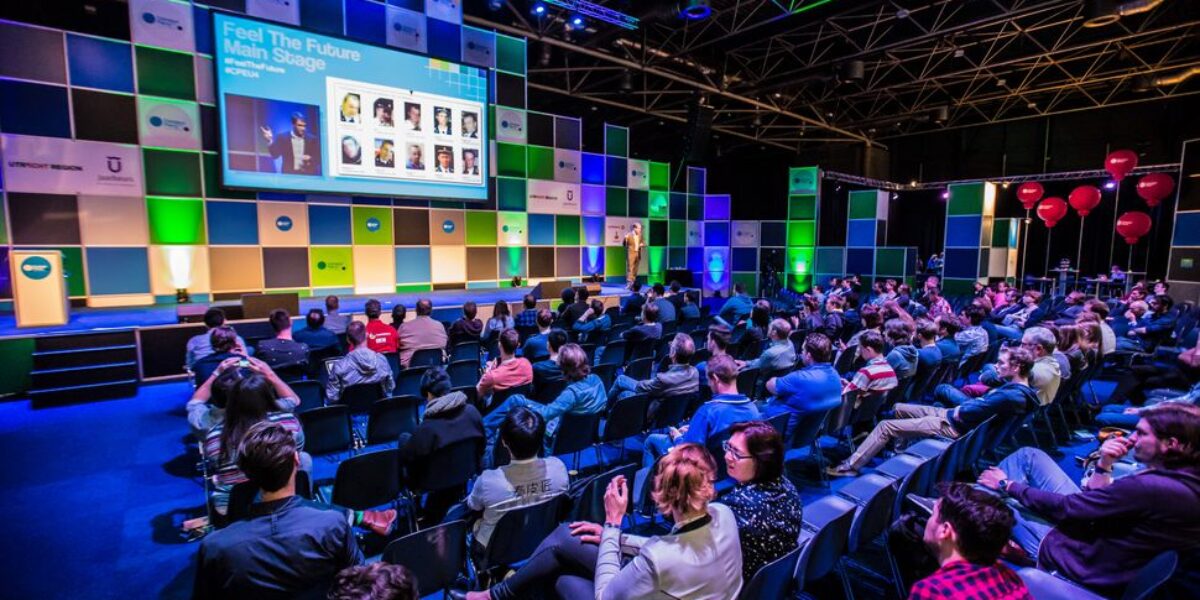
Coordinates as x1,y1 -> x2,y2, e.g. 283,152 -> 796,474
469,1 -> 1199,151
823,163 -> 1181,191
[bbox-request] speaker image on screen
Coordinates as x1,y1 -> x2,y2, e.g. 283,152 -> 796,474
681,97 -> 714,164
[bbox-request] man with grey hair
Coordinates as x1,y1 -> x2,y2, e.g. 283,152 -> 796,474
974,326 -> 1061,406
607,333 -> 699,409
739,318 -> 796,375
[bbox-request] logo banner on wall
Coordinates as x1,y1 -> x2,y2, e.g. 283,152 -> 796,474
553,149 -> 581,184
606,217 -> 643,246
461,27 -> 496,69
247,0 -> 301,25
789,166 -> 819,195
627,159 -> 650,191
1,135 -> 143,197
386,6 -> 427,53
138,96 -> 201,150
426,0 -> 462,24
687,221 -> 704,247
495,108 -> 526,144
129,0 -> 195,52
527,180 -> 581,215
732,221 -> 760,247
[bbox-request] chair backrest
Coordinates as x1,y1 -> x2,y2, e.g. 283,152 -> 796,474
933,435 -> 967,485
366,395 -> 422,445
649,392 -> 696,430
332,448 -> 402,510
448,359 -> 481,389
628,338 -> 657,362
849,389 -> 890,428
570,462 -> 638,523
307,345 -> 342,379
299,405 -> 353,456
515,324 -> 539,344
833,347 -> 858,374
406,437 -> 482,494
384,352 -> 401,380
579,343 -> 599,364
550,411 -> 601,457
766,412 -> 791,436
739,543 -> 801,600
602,394 -> 647,443
533,377 -> 568,405
705,426 -> 736,482
1017,568 -> 1106,600
1123,550 -> 1180,600
450,341 -> 481,363
410,348 -> 445,368
597,340 -> 626,366
395,366 -> 428,398
339,382 -> 384,415
492,382 -> 532,407
592,363 -> 618,389
625,357 -> 654,381
788,406 -> 832,450
450,385 -> 481,413
482,496 -> 564,572
736,367 -> 761,398
382,520 -> 468,597
836,473 -> 899,552
290,380 -> 324,413
960,416 -> 995,474
896,453 -> 941,513
794,495 -> 856,587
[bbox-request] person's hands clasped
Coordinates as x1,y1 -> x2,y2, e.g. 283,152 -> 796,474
568,521 -> 604,545
603,475 -> 629,525
978,466 -> 1008,491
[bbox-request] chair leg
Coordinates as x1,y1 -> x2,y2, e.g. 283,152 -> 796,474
838,560 -> 855,600
887,545 -> 907,599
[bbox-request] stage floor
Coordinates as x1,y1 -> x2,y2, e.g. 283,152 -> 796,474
0,283 -> 631,338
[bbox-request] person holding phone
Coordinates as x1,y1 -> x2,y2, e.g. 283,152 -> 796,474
462,443 -> 744,600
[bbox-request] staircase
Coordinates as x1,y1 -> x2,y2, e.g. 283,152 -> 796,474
29,330 -> 139,407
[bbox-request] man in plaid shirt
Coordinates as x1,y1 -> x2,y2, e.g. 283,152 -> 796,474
910,482 -> 1031,600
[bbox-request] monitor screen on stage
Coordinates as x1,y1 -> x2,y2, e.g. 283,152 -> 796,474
214,13 -> 488,200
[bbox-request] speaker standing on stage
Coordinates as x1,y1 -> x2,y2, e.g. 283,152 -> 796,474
624,223 -> 645,289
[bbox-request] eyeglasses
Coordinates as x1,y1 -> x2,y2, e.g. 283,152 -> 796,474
722,440 -> 752,461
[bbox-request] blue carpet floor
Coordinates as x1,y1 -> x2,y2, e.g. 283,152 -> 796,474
0,379 -> 1101,599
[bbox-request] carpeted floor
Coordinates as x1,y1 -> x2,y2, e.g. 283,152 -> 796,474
0,379 -> 1103,599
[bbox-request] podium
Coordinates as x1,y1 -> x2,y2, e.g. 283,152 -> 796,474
11,250 -> 69,328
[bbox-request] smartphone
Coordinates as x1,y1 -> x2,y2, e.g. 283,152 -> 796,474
238,358 -> 250,368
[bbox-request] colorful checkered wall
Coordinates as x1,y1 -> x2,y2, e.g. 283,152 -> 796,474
942,181 -> 1019,295
0,1 -> 736,309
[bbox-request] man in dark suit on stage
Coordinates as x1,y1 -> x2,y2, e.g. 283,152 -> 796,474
259,112 -> 321,175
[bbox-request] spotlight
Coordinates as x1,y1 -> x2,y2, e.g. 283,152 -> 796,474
569,14 -> 585,29
532,2 -> 547,16
890,192 -> 899,200
1083,0 -> 1120,28
487,0 -> 503,10
909,180 -> 918,187
1001,182 -> 1011,189
681,0 -> 711,20
933,105 -> 949,123
1104,180 -> 1117,190
941,190 -> 950,200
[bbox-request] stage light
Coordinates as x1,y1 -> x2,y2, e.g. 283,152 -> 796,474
681,0 -> 711,20
532,2 -> 547,16
1105,180 -> 1117,190
1083,0 -> 1120,27
1001,181 -> 1011,189
941,190 -> 950,200
569,14 -> 585,28
488,0 -> 503,10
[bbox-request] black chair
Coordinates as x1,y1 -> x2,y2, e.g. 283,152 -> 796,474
570,463 -> 637,524
1017,550 -> 1178,600
766,412 -> 791,436
384,352 -> 401,380
624,357 -> 654,381
647,392 -> 695,431
551,412 -> 601,470
330,448 -> 402,510
592,363 -> 617,389
382,520 -> 468,599
410,348 -> 445,368
533,377 -> 567,405
300,405 -> 354,457
596,340 -> 626,366
366,395 -> 422,446
515,324 -> 539,344
689,347 -> 712,366
836,473 -> 899,555
404,437 -> 482,530
225,470 -> 312,525
306,345 -> 342,379
793,495 -> 856,597
579,342 -> 599,365
290,380 -> 324,413
339,383 -> 384,415
473,496 -> 564,587
736,367 -> 761,399
783,405 -> 836,485
447,359 -> 481,389
450,341 -> 481,364
739,544 -> 801,600
450,385 -> 481,413
598,394 -> 647,464
395,366 -> 428,398
627,338 -> 656,362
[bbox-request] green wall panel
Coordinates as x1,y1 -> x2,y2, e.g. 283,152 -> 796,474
352,206 -> 393,245
649,162 -> 669,190
144,149 -> 202,197
875,248 -> 906,276
787,220 -> 816,247
465,211 -> 498,245
848,191 -> 879,220
732,272 -> 758,296
647,246 -> 666,276
948,183 -> 985,216
136,46 -> 195,100
605,246 -> 626,277
606,187 -> 627,216
788,195 -> 817,220
526,145 -> 554,180
555,215 -> 580,246
496,142 -> 526,177
0,337 -> 34,396
668,220 -> 686,247
496,177 -> 527,211
604,125 -> 628,157
495,34 -> 526,75
310,247 -> 354,288
648,191 -> 669,219
147,197 -> 206,244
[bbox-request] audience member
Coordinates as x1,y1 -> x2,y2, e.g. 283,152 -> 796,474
1117,294 -> 1176,352
400,367 -> 483,524
326,321 -> 395,402
841,330 -> 898,397
520,309 -> 555,360
514,294 -> 539,328
532,329 -> 567,395
560,286 -> 591,329
325,295 -> 350,334
667,281 -> 686,311
186,308 -> 247,368
572,299 -> 612,344
293,309 -> 339,353
329,563 -> 418,600
924,288 -> 953,319
822,295 -> 847,341
913,318 -> 944,373
609,333 -> 699,411
194,422 -> 363,598
909,482 -> 1030,600
477,329 -> 534,401
482,300 -> 514,343
716,282 -> 753,328
397,299 -> 447,367
764,332 -> 843,435
621,282 -> 647,316
447,301 -> 484,344
643,354 -> 759,468
680,291 -> 701,321
651,283 -> 677,324
390,304 -> 406,332
979,404 -> 1200,596
739,318 -> 796,375
187,356 -> 299,435
364,299 -> 398,355
622,302 -> 663,346
466,444 -> 743,600
255,309 -> 309,372
994,291 -> 1045,340
720,421 -> 804,582
956,305 -> 990,359
829,346 -> 1034,476
193,326 -> 247,385
935,316 -> 963,366
696,324 -> 732,383
884,318 -> 919,380
556,287 -> 576,318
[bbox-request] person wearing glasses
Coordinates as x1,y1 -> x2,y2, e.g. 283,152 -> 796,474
719,421 -> 804,582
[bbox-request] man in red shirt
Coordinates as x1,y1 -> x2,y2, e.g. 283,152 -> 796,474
477,328 -> 533,401
910,482 -> 1030,600
363,299 -> 397,355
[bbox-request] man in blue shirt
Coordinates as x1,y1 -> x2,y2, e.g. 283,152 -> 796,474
716,282 -> 753,328
740,318 -> 796,375
764,332 -> 843,437
293,309 -> 339,353
621,282 -> 647,316
642,354 -> 759,467
651,283 -> 677,324
914,318 -> 944,373
935,315 -> 963,366
571,299 -> 612,344
514,294 -> 540,328
519,309 -> 555,360
1118,294 -> 1177,352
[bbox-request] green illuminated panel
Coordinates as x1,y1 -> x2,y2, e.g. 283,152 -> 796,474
787,220 -> 816,247
605,246 -> 626,277
555,215 -> 580,246
496,142 -> 526,177
605,125 -> 628,157
669,220 -> 686,247
147,197 -> 206,245
788,166 -> 819,195
495,34 -> 526,75
875,248 -> 906,276
496,177 -> 526,212
648,191 -> 669,219
786,247 -> 815,275
788,195 -> 817,220
606,187 -> 627,216
499,246 -> 526,278
396,284 -> 433,293
144,149 -> 202,197
0,338 -> 34,396
352,206 -> 392,245
948,183 -> 984,215
465,211 -> 498,246
649,162 -> 669,190
732,273 -> 758,296
848,190 -> 878,220
647,246 -> 666,277
310,247 -> 354,288
527,145 -> 554,180
136,46 -> 195,100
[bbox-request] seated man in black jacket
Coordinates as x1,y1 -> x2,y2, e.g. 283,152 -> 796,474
532,329 -> 567,398
622,302 -> 663,347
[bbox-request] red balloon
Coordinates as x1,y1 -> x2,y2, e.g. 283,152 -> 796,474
1136,172 -> 1175,207
1068,185 -> 1102,217
1105,149 -> 1138,181
1037,197 -> 1068,228
1115,211 -> 1152,244
1016,182 -> 1044,210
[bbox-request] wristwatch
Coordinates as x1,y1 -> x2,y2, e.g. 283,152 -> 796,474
998,479 -> 1011,493
1094,463 -> 1113,474
604,521 -> 622,530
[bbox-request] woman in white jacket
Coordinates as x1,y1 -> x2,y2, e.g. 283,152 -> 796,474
464,443 -> 743,600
